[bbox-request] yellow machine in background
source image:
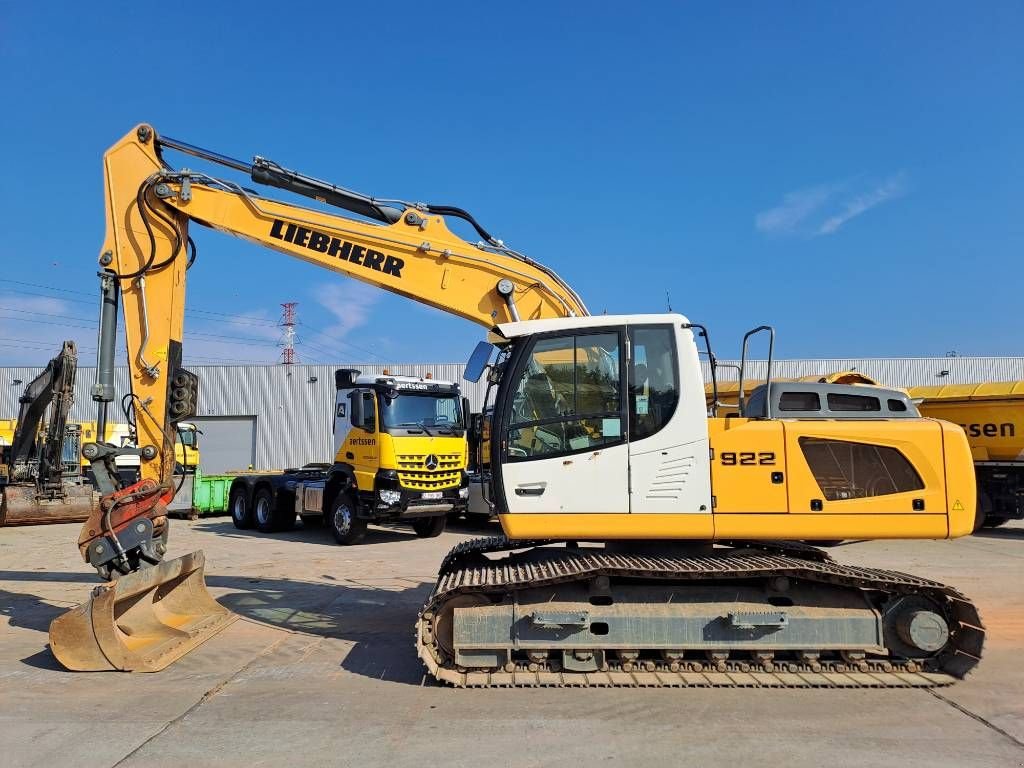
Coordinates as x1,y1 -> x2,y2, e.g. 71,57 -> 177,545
49,125 -> 984,687
910,382 -> 1024,527
0,342 -> 98,526
78,421 -> 199,475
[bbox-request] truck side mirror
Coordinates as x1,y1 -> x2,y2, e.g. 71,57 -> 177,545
462,397 -> 471,429
350,390 -> 375,432
349,390 -> 364,430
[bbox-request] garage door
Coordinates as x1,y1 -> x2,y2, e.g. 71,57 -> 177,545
190,416 -> 257,474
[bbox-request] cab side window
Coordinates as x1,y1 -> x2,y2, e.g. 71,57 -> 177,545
629,326 -> 679,440
361,391 -> 376,432
506,332 -> 623,460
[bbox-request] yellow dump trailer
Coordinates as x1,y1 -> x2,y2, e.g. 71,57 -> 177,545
909,382 -> 1024,526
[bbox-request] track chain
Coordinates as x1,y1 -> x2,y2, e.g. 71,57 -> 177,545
438,535 -> 556,576
418,542 -> 985,688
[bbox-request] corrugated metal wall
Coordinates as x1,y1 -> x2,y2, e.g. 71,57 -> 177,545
701,357 -> 1024,388
0,362 -> 488,471
2,357 -> 1021,470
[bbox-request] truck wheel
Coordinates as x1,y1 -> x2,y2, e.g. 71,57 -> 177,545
412,515 -> 446,538
974,490 -> 994,532
329,492 -> 367,545
230,486 -> 253,529
254,487 -> 278,533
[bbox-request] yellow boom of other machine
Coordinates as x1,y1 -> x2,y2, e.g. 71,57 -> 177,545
50,125 -> 984,687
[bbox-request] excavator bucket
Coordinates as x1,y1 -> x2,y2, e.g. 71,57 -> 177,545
1,483 -> 98,526
49,551 -> 236,672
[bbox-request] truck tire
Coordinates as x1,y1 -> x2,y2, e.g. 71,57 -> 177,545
328,492 -> 367,545
254,487 -> 278,533
230,486 -> 253,529
974,490 -> 994,532
412,515 -> 446,538
273,501 -> 297,532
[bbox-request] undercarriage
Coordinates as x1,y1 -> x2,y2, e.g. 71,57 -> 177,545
416,538 -> 985,688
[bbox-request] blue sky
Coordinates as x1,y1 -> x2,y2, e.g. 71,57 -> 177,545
1,2 -> 1021,366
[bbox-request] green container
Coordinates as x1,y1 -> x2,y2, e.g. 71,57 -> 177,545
191,470 -> 234,515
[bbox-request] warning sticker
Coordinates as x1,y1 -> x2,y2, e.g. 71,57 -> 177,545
952,500 -> 964,511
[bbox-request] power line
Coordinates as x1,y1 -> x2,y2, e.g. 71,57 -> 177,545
0,282 -> 387,361
0,314 -> 95,330
0,288 -> 95,306
0,306 -> 283,348
0,278 -> 94,296
187,308 -> 279,326
0,307 -> 95,323
0,280 -> 280,327
301,329 -> 385,362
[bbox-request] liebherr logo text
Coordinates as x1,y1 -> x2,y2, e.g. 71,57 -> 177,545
270,219 -> 404,278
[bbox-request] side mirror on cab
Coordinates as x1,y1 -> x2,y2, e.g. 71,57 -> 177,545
349,390 -> 376,432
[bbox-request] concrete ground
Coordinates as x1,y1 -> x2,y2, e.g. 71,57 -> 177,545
1,517 -> 1023,768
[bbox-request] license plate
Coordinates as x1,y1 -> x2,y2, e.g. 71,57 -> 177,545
422,491 -> 443,500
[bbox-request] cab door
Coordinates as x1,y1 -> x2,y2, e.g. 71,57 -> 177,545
626,324 -> 713,514
343,389 -> 380,493
498,329 -> 629,514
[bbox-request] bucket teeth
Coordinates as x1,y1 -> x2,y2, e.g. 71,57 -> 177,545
49,551 -> 236,672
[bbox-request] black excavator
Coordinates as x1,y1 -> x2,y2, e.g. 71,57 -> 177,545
0,341 -> 98,526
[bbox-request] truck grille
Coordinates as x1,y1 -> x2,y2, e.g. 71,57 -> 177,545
396,453 -> 462,490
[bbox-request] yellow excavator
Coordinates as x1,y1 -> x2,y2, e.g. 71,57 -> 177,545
49,124 -> 985,686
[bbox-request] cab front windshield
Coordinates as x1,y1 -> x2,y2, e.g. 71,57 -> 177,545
380,392 -> 463,435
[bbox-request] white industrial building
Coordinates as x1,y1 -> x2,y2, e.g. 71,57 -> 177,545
1,357 -> 1021,474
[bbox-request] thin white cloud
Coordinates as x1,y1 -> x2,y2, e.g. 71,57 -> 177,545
755,184 -> 837,235
297,280 -> 387,362
817,173 -> 907,235
313,281 -> 380,339
755,173 -> 908,238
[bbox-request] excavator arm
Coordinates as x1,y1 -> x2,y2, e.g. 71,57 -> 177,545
93,124 -> 585,493
8,341 -> 78,485
51,123 -> 587,671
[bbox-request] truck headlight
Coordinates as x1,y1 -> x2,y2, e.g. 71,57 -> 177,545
378,489 -> 402,505
459,487 -> 470,499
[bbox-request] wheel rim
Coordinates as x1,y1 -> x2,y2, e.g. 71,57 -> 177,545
333,502 -> 352,535
233,496 -> 245,521
256,496 -> 271,525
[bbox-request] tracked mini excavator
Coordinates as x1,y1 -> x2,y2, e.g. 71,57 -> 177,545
0,341 -> 98,526
50,125 -> 985,686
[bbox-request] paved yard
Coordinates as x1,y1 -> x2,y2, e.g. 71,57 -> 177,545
1,517 -> 1022,767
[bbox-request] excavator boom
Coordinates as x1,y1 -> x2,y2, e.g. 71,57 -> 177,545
52,123 -> 588,671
